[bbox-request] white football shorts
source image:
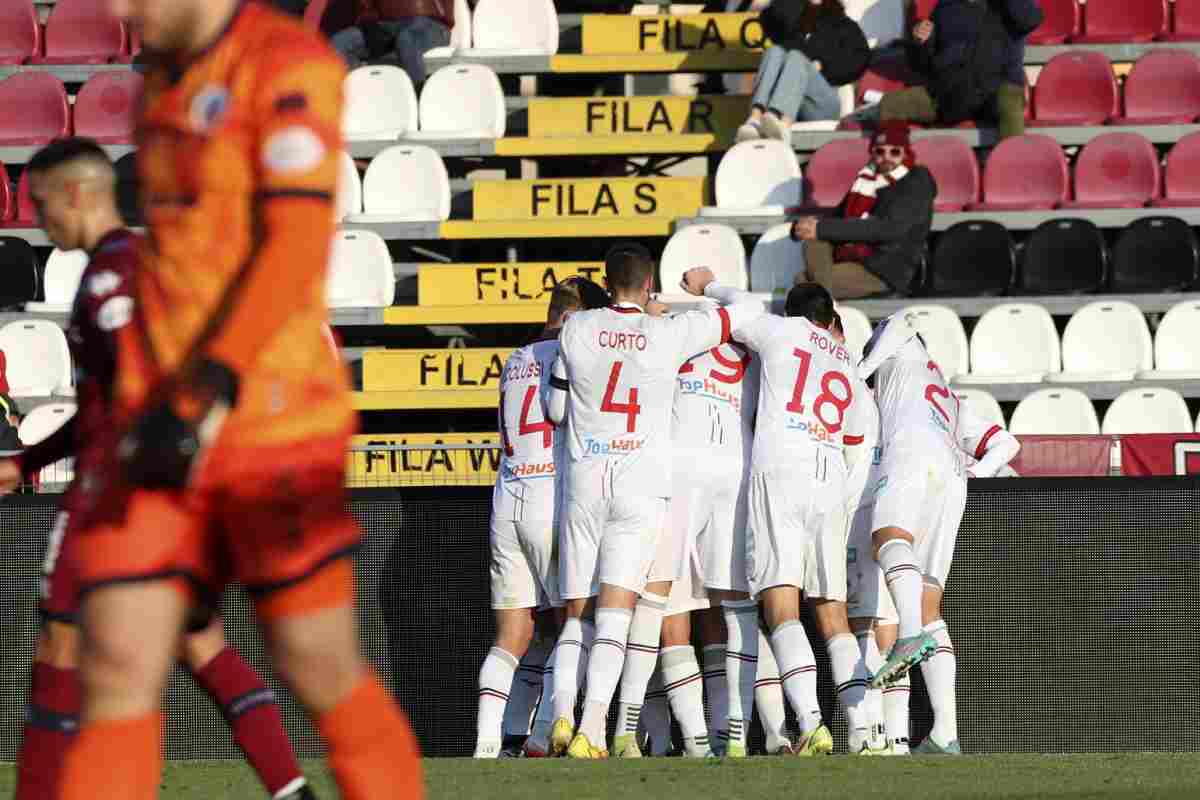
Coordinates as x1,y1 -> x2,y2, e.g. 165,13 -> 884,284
489,517 -> 561,610
803,494 -> 848,602
845,501 -> 898,623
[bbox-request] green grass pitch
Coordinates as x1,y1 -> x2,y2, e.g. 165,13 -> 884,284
4,754 -> 1200,799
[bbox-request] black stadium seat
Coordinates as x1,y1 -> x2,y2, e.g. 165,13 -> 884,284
1019,218 -> 1108,294
1109,217 -> 1200,292
928,221 -> 1015,296
0,236 -> 39,309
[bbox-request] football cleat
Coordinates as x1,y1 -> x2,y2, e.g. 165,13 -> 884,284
794,724 -> 834,756
549,718 -> 574,756
767,741 -> 797,756
473,740 -> 501,759
612,733 -> 642,758
724,741 -> 748,758
277,783 -> 318,800
870,632 -> 937,688
855,741 -> 893,756
913,737 -> 961,755
566,733 -> 609,759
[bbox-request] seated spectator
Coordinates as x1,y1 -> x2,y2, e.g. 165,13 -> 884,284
738,0 -> 870,141
326,0 -> 455,87
878,0 -> 1041,139
789,122 -> 935,299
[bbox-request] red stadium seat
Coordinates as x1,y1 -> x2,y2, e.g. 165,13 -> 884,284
1071,0 -> 1166,43
0,73 -> 70,145
0,162 -> 12,221
1028,0 -> 1080,44
911,135 -> 979,212
1114,50 -> 1200,124
1153,132 -> 1200,207
73,71 -> 142,144
1163,0 -> 1200,41
6,170 -> 35,226
1062,132 -> 1160,209
1031,51 -> 1118,126
0,0 -> 39,64
34,0 -> 125,64
119,27 -> 141,63
855,63 -> 923,106
969,134 -> 1069,210
803,137 -> 870,209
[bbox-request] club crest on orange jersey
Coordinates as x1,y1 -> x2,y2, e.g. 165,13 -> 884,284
190,85 -> 231,132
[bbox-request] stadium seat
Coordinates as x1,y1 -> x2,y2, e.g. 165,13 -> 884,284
336,152 -> 362,222
0,320 -> 72,395
122,27 -> 141,62
701,140 -> 802,217
348,145 -> 450,223
342,65 -> 419,141
898,304 -> 968,380
804,138 -> 870,209
1048,300 -> 1152,382
1030,52 -> 1118,126
1061,132 -> 1160,209
27,248 -> 87,312
853,62 -> 924,107
1152,132 -> 1200,207
1109,217 -> 1199,292
411,64 -> 506,139
73,71 -> 142,144
0,162 -> 11,221
749,222 -> 804,292
1009,388 -> 1100,435
1163,0 -> 1200,41
1114,50 -> 1200,124
326,229 -> 396,308
927,221 -> 1015,297
10,170 -> 34,225
0,0 -> 39,64
835,304 -> 872,361
1139,300 -> 1200,379
969,134 -> 1068,210
35,0 -> 125,63
17,402 -> 76,485
659,224 -> 748,298
1071,0 -> 1166,43
0,237 -> 38,308
467,0 -> 559,56
843,0 -> 905,48
958,303 -> 1060,384
1019,218 -> 1107,294
953,388 -> 1007,429
1101,387 -> 1193,433
0,73 -> 70,145
426,0 -> 472,56
1028,0 -> 1080,44
911,136 -> 978,212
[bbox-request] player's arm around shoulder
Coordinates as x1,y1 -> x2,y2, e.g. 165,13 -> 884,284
675,267 -> 766,356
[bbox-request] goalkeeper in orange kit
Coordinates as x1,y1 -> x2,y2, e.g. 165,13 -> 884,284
57,1 -> 424,798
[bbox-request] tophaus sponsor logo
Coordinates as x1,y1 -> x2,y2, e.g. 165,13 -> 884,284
504,461 -> 557,479
584,436 -> 645,456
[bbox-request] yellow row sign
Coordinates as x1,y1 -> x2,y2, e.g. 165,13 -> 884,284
347,432 -> 500,487
527,95 -> 748,139
473,176 -> 708,221
417,262 -> 604,306
363,348 -> 514,393
582,13 -> 767,55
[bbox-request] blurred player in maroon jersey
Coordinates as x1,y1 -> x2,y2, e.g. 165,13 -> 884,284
0,138 -> 315,800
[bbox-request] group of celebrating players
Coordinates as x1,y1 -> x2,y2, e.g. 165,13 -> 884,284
476,242 -> 1020,760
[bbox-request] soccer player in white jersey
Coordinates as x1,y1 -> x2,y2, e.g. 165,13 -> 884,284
859,313 -> 1019,755
547,244 -> 764,758
707,282 -> 869,757
474,277 -> 610,758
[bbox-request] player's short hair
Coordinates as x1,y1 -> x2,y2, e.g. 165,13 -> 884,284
831,311 -> 844,337
785,282 -> 835,325
549,275 -> 609,319
604,241 -> 656,293
27,137 -> 114,178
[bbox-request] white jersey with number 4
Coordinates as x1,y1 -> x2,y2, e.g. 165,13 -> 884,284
493,337 -> 562,522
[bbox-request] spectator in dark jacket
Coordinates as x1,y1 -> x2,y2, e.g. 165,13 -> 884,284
879,0 -> 1041,139
325,0 -> 454,86
790,122 -> 935,299
738,0 -> 870,141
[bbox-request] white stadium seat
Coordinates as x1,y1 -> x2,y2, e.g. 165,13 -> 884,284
843,0 -> 905,48
953,388 -> 1006,429
1138,300 -> 1200,380
898,304 -> 969,380
1101,387 -> 1194,434
27,248 -> 88,312
658,224 -> 748,299
342,65 -> 418,141
700,140 -> 801,217
467,0 -> 559,56
336,152 -> 362,222
17,402 -> 76,486
411,64 -> 506,140
347,145 -> 451,223
1009,388 -> 1100,435
426,0 -> 472,57
749,222 -> 804,292
0,320 -> 72,396
1047,301 -> 1152,383
835,304 -> 873,363
326,229 -> 395,309
958,302 -> 1060,384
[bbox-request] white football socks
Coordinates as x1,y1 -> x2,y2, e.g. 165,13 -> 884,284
701,643 -> 728,748
614,592 -> 667,740
857,630 -> 886,749
755,627 -> 791,752
883,673 -> 911,754
661,644 -> 709,756
476,646 -> 519,754
640,669 -> 673,755
770,620 -> 823,735
827,633 -> 871,751
877,539 -> 924,639
525,643 -> 557,752
551,617 -> 594,725
502,637 -> 551,739
578,607 -> 634,745
721,599 -> 759,752
920,620 -> 958,746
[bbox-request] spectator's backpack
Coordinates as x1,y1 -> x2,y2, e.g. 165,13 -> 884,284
934,2 -> 1012,125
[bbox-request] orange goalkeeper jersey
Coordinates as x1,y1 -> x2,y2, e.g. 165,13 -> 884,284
123,1 -> 353,452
